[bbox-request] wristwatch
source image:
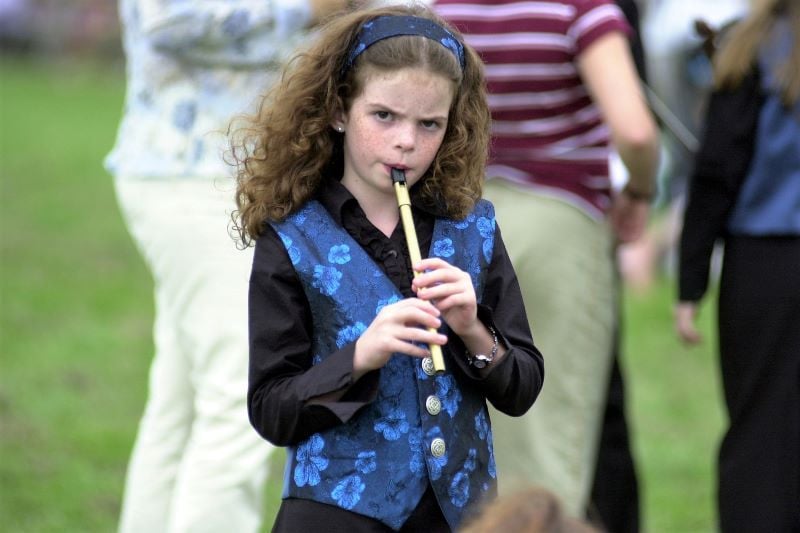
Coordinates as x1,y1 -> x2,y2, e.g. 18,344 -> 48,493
466,326 -> 498,369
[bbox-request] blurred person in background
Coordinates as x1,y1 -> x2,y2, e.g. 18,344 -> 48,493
618,0 -> 748,291
434,0 -> 660,521
675,0 -> 800,531
0,0 -> 33,52
587,2 -> 648,532
106,0 -> 348,531
585,310 -> 639,533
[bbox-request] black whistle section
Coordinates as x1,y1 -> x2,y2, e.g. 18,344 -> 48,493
391,168 -> 406,184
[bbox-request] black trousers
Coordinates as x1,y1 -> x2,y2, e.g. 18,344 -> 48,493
587,258 -> 640,533
717,235 -> 800,533
272,486 -> 451,533
587,328 -> 640,533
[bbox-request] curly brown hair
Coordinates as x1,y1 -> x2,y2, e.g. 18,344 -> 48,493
230,3 -> 491,246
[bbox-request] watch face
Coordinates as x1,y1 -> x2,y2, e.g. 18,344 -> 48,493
472,355 -> 489,369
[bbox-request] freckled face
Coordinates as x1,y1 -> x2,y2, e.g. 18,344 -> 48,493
336,67 -> 455,205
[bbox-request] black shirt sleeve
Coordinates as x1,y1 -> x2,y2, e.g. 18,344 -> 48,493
678,67 -> 764,302
445,224 -> 544,416
247,226 -> 380,447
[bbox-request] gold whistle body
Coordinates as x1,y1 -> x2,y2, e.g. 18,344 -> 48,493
391,168 -> 445,374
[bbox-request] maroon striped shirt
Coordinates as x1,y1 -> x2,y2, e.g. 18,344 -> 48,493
434,0 -> 631,217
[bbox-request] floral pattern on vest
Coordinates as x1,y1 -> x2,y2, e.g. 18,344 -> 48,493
270,199 -> 497,530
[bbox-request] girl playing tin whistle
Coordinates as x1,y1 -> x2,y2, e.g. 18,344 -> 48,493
231,4 -> 544,531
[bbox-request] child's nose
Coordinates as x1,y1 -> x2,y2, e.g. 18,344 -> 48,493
394,123 -> 416,151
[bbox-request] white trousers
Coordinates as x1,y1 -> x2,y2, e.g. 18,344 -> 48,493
484,179 -> 616,517
114,177 -> 273,533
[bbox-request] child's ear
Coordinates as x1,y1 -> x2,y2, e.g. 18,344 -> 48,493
331,109 -> 345,132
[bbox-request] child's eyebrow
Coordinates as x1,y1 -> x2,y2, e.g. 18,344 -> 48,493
364,101 -> 448,122
364,100 -> 392,110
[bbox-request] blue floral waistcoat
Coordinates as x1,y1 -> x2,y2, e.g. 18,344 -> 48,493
270,199 -> 498,530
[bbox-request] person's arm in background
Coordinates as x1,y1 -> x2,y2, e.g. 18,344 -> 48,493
577,31 -> 660,243
674,67 -> 763,344
137,0 -> 351,67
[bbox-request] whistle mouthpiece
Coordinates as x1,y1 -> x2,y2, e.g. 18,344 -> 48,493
391,168 -> 406,184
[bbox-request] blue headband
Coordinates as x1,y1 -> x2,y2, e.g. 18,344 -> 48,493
344,15 -> 466,73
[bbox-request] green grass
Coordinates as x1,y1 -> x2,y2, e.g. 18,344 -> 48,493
0,58 -> 725,532
1,57 -> 152,531
622,282 -> 724,532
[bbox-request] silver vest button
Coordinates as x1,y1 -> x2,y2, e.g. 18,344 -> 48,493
421,357 -> 436,376
430,437 -> 446,457
425,395 -> 442,416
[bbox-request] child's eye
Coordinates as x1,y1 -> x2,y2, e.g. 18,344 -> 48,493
421,120 -> 441,131
375,111 -> 392,121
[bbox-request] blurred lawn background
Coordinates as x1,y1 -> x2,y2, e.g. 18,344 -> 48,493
1,57 -> 725,532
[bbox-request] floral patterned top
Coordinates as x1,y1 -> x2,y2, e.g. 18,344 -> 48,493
106,0 -> 312,178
